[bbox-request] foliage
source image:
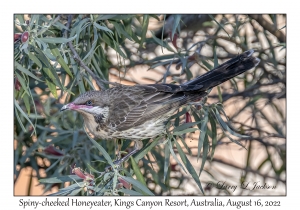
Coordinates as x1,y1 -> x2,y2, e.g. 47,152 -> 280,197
14,14 -> 286,195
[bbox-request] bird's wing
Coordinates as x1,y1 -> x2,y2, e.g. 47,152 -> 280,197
106,84 -> 205,131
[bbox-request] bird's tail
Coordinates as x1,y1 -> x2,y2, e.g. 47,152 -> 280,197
182,49 -> 260,91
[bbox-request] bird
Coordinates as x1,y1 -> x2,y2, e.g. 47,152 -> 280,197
61,49 -> 260,167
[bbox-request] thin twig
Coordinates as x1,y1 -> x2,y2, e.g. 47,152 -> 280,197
249,15 -> 285,43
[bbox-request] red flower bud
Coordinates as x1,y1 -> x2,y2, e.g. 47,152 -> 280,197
15,78 -> 21,91
118,177 -> 131,189
84,172 -> 95,181
169,31 -> 178,49
44,145 -> 64,156
72,167 -> 86,179
171,33 -> 178,49
14,33 -> 22,42
185,112 -> 192,123
21,31 -> 29,43
171,163 -> 178,171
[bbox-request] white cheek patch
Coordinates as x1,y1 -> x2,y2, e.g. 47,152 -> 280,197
83,106 -> 109,117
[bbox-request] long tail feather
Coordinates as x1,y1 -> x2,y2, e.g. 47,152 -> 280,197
182,49 -> 260,91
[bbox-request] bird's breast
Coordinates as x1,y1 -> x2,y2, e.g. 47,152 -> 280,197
82,113 -> 111,139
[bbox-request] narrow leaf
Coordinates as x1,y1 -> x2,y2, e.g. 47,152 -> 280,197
93,22 -> 113,34
173,121 -> 202,132
163,143 -> 170,182
39,34 -> 77,44
130,157 -> 146,186
198,111 -> 208,161
15,62 -> 43,82
173,128 -> 198,135
86,133 -> 114,167
119,188 -> 143,196
199,134 -> 209,175
120,176 -> 154,195
49,43 -> 73,78
39,175 -> 82,183
140,15 -> 149,48
171,15 -> 181,40
174,139 -> 204,194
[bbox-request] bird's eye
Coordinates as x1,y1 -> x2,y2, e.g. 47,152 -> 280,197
86,100 -> 93,106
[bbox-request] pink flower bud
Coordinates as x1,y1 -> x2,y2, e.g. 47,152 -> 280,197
21,31 -> 29,43
72,167 -> 86,179
118,177 -> 131,189
44,145 -> 64,156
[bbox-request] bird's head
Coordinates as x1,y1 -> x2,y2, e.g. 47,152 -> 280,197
60,91 -> 106,116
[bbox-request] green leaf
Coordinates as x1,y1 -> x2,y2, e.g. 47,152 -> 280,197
119,188 -> 144,196
16,14 -> 24,25
69,55 -> 85,94
163,142 -> 170,182
86,163 -> 102,174
48,183 -> 83,196
82,27 -> 99,61
167,138 -> 187,173
140,15 -> 149,48
208,113 -> 217,161
213,45 -> 219,68
211,108 -> 246,149
134,138 -> 159,162
145,54 -> 179,63
86,134 -> 114,167
119,176 -> 154,195
93,22 -> 113,34
45,79 -> 58,99
69,188 -> 83,196
96,15 -> 134,21
23,93 -> 30,114
14,99 -> 36,135
110,21 -> 132,40
171,15 -> 181,40
200,133 -> 209,175
179,136 -> 192,155
96,14 -> 118,21
39,175 -> 81,184
198,111 -> 208,161
173,121 -> 202,132
42,67 -> 63,90
169,107 -> 187,120
150,31 -> 175,52
102,32 -> 127,58
28,52 -> 42,69
15,72 -> 29,95
14,106 -> 26,132
130,157 -> 146,186
48,43 -> 73,78
15,62 -> 43,82
214,107 -> 248,138
173,128 -> 198,136
174,139 -> 204,194
33,45 -> 52,66
39,34 -> 77,44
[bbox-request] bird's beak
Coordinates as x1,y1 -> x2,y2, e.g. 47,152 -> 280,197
60,104 -> 70,112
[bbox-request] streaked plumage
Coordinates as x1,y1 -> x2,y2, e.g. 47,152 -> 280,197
61,50 -> 260,164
